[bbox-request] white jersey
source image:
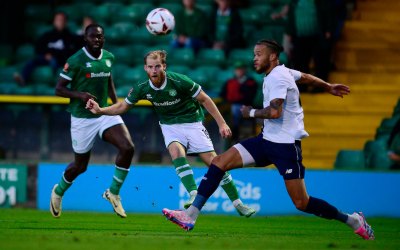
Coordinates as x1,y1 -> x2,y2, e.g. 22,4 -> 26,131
261,65 -> 309,143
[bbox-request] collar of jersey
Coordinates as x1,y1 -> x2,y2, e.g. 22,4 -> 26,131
149,76 -> 167,90
82,47 -> 103,60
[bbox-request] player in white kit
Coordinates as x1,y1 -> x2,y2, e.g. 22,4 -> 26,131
162,39 -> 375,241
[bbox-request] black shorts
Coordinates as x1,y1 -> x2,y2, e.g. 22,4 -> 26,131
238,134 -> 305,180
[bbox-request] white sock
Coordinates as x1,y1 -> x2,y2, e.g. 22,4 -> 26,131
232,199 -> 242,207
346,213 -> 362,230
186,205 -> 200,221
189,190 -> 198,196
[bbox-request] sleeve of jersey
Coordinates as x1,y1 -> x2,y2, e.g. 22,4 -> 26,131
269,76 -> 288,101
59,59 -> 76,81
124,87 -> 139,105
289,68 -> 302,81
184,77 -> 202,98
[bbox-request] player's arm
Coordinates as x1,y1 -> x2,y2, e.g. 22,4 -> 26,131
55,77 -> 96,103
195,90 -> 231,138
241,98 -> 284,119
86,99 -> 131,115
296,73 -> 350,98
108,75 -> 118,104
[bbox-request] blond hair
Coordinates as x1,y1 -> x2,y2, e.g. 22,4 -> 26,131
144,50 -> 167,65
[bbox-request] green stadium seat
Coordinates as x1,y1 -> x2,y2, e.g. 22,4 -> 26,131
112,64 -> 130,86
149,33 -> 173,46
31,66 -> 54,85
24,22 -> 52,41
158,3 -> 183,16
34,84 -> 55,96
197,3 -> 213,15
216,69 -> 233,86
116,85 -> 132,98
14,86 -> 35,95
167,65 -> 190,75
279,52 -> 289,65
113,3 -> 153,25
228,49 -> 254,67
334,150 -> 366,170
127,26 -> 154,47
108,45 -> 143,66
15,44 -> 35,63
239,9 -> 261,26
25,5 -> 52,22
120,66 -> 147,85
0,66 -> 19,83
363,140 -> 388,168
0,82 -> 19,94
89,5 -> 111,25
55,5 -> 82,23
188,68 -> 210,90
107,22 -> 136,45
196,48 -> 225,67
168,48 -> 195,67
367,149 -> 393,170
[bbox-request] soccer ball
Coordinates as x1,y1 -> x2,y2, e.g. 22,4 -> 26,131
145,8 -> 175,35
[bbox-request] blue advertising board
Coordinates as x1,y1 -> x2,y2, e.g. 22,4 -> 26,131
38,163 -> 400,217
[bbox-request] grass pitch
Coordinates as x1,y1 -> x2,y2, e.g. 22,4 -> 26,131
1,209 -> 399,250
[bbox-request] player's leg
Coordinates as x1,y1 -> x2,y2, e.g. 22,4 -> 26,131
160,123 -> 198,203
280,141 -> 374,239
168,141 -> 198,208
100,116 -> 134,218
50,116 -> 98,218
199,151 -> 255,217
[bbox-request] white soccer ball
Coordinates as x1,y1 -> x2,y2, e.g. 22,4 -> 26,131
145,8 -> 175,35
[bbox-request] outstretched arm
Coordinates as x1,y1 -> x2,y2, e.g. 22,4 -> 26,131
241,98 -> 284,119
196,90 -> 231,139
296,73 -> 350,98
86,99 -> 131,115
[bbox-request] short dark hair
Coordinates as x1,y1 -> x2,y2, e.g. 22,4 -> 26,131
256,39 -> 283,56
85,23 -> 104,35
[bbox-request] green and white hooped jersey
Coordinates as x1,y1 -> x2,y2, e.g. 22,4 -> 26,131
125,71 -> 204,125
60,47 -> 114,119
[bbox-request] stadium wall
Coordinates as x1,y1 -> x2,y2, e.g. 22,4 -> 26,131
38,163 -> 400,217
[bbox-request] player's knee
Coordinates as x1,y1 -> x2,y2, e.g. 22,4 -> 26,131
211,155 -> 229,171
120,142 -> 135,157
293,199 -> 308,211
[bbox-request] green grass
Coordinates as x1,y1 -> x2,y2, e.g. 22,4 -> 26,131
0,209 -> 399,250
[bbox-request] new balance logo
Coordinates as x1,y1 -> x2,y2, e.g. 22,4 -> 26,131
285,169 -> 293,174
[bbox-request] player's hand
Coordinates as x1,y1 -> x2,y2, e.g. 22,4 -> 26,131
219,123 -> 232,139
86,99 -> 101,114
240,105 -> 253,118
328,84 -> 350,98
79,92 -> 97,103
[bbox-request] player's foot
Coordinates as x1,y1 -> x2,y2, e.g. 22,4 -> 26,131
235,203 -> 256,217
184,191 -> 197,209
50,184 -> 62,218
162,208 -> 195,231
354,212 -> 375,240
102,189 -> 127,218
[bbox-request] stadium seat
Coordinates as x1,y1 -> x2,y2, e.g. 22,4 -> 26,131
367,150 -> 393,170
31,66 -> 54,85
15,44 -> 35,63
114,3 -> 153,25
112,64 -> 130,86
334,150 -> 366,170
34,84 -> 55,96
120,66 -> 147,85
0,66 -> 19,83
216,69 -> 233,87
116,85 -> 132,98
13,86 -> 35,95
196,48 -> 225,67
158,3 -> 182,16
363,140 -> 388,168
107,22 -> 136,45
228,49 -> 254,66
168,48 -> 195,67
89,5 -> 112,25
55,5 -> 82,23
239,9 -> 261,26
0,82 -> 19,94
167,65 -> 190,75
24,22 -> 52,41
108,45 -> 135,66
127,26 -> 154,47
188,68 -> 210,90
25,5 -> 52,22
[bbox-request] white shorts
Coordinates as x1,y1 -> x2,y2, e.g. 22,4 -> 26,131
160,121 -> 214,155
71,115 -> 124,154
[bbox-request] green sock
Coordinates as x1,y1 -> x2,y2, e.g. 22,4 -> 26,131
55,174 -> 72,196
173,157 -> 197,193
109,166 -> 129,195
221,172 -> 240,202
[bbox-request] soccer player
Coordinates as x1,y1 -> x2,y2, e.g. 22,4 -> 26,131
86,50 -> 256,217
162,40 -> 375,240
50,24 -> 135,218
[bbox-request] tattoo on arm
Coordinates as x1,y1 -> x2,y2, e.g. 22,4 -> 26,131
258,98 -> 284,119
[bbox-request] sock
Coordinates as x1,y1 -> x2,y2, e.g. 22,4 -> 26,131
305,196 -> 348,223
186,204 -> 200,221
55,173 -> 72,196
109,165 -> 129,195
173,157 -> 197,193
220,172 -> 240,202
192,164 -> 226,211
346,213 -> 362,230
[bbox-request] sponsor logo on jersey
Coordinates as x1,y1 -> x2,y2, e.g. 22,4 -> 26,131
105,59 -> 112,67
153,98 -> 181,106
85,72 -> 111,78
169,89 -> 177,97
86,62 -> 92,68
